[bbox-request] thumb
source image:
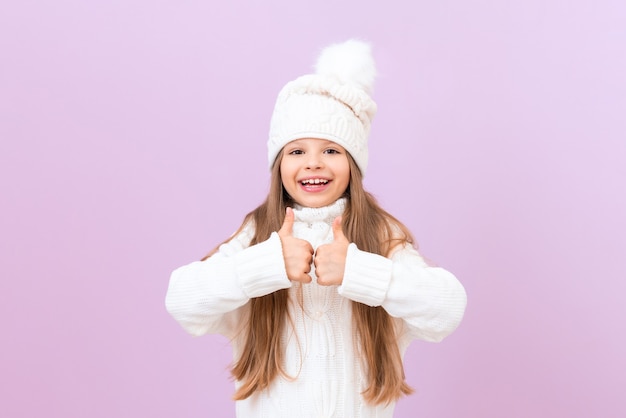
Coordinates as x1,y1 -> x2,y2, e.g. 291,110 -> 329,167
332,216 -> 346,241
279,207 -> 295,236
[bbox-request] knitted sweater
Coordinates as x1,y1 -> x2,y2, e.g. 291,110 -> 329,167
165,198 -> 467,418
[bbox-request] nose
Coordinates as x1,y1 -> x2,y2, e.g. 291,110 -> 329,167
305,153 -> 323,169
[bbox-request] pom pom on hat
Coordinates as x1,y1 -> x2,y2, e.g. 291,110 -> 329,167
267,39 -> 378,176
315,39 -> 377,94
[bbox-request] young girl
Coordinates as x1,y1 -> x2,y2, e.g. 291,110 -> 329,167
166,40 -> 467,418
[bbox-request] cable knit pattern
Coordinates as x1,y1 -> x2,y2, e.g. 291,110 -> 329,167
165,198 -> 467,418
268,81 -> 374,174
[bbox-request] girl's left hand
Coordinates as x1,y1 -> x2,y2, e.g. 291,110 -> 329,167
314,216 -> 349,286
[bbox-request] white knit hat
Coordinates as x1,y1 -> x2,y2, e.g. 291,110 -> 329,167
267,39 -> 378,175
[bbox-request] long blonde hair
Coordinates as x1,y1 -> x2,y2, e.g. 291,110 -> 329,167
210,151 -> 415,405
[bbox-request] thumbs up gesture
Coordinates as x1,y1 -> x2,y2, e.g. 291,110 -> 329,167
314,216 -> 349,286
278,207 -> 314,283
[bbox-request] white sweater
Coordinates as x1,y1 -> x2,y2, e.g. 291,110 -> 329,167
165,199 -> 467,418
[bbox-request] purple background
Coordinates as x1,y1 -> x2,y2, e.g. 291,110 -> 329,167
1,1 -> 625,417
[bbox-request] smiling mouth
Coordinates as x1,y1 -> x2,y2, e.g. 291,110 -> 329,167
300,179 -> 329,185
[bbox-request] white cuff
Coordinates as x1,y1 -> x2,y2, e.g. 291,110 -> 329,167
235,232 -> 292,298
338,243 -> 392,306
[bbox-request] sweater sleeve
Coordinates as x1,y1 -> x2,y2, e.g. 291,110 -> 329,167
165,229 -> 292,338
338,243 -> 467,343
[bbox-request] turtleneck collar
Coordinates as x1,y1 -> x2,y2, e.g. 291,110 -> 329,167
292,198 -> 346,225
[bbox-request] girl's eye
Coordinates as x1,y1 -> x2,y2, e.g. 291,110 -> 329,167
324,149 -> 340,154
288,149 -> 304,155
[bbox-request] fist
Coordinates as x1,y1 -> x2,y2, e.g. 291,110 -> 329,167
314,216 -> 349,286
278,207 -> 314,283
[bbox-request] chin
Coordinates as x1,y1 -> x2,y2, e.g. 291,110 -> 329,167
296,198 -> 333,208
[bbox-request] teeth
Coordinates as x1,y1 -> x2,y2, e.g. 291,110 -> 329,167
301,179 -> 328,185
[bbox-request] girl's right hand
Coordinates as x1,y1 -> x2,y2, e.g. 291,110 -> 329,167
278,207 -> 314,283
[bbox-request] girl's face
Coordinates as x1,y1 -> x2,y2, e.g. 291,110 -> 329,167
280,138 -> 350,208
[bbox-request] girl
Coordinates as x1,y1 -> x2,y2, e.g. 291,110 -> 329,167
166,40 -> 467,418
